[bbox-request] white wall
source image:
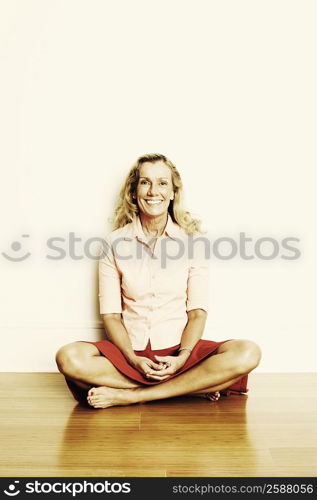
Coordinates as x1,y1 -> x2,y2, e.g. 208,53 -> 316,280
1,0 -> 316,372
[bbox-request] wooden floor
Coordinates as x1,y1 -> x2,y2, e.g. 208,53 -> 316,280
0,373 -> 317,477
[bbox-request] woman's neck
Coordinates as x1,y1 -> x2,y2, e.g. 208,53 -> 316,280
139,213 -> 168,237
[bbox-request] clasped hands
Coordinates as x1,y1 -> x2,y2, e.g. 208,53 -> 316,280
131,354 -> 186,381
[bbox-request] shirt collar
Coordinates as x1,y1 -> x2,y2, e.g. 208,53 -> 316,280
129,213 -> 180,242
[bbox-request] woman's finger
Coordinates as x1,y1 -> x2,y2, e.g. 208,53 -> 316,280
154,355 -> 169,363
147,367 -> 174,377
146,373 -> 170,380
148,360 -> 164,370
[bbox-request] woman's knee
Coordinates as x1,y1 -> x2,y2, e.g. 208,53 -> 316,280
233,339 -> 262,374
55,342 -> 90,377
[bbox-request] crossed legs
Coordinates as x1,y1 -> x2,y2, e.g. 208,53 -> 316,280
56,340 -> 261,409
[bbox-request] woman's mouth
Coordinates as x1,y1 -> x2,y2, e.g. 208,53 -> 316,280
145,200 -> 163,205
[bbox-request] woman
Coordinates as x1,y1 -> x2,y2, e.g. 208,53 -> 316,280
56,153 -> 261,409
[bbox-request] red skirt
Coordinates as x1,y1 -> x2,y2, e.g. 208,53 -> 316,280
65,338 -> 248,405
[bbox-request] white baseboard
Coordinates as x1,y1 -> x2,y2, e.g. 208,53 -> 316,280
0,324 -> 104,371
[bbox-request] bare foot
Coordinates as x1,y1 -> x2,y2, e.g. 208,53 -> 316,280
204,391 -> 221,402
86,387 -> 221,409
187,390 -> 221,402
87,386 -> 137,409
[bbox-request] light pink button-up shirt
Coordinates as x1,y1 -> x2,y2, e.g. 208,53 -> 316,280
98,213 -> 209,350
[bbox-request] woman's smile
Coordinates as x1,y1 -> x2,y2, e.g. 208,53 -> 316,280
145,199 -> 163,205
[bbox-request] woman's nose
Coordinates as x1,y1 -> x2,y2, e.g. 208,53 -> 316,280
148,183 -> 159,195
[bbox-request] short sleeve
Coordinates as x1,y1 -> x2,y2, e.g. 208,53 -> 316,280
186,236 -> 210,313
98,236 -> 122,314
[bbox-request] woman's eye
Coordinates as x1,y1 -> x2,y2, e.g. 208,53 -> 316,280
139,180 -> 168,186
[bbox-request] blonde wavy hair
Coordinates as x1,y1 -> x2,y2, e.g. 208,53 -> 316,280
110,153 -> 205,235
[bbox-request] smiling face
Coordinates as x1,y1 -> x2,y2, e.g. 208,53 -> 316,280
134,161 -> 174,218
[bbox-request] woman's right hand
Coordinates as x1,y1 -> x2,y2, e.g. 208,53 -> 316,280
129,355 -> 163,377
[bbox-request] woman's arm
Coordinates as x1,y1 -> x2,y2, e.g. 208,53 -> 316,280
102,313 -> 137,364
99,240 -> 161,375
177,308 -> 207,362
102,313 -> 162,374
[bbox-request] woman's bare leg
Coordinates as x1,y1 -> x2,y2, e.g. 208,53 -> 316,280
56,339 -> 260,407
55,342 -> 142,389
56,341 -> 229,404
87,340 -> 261,408
56,341 -> 227,393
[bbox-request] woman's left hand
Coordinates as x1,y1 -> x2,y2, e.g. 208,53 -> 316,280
144,355 -> 186,381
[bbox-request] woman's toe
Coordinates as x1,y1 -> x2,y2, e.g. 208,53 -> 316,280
91,399 -> 102,408
205,391 -> 221,401
87,395 -> 98,405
